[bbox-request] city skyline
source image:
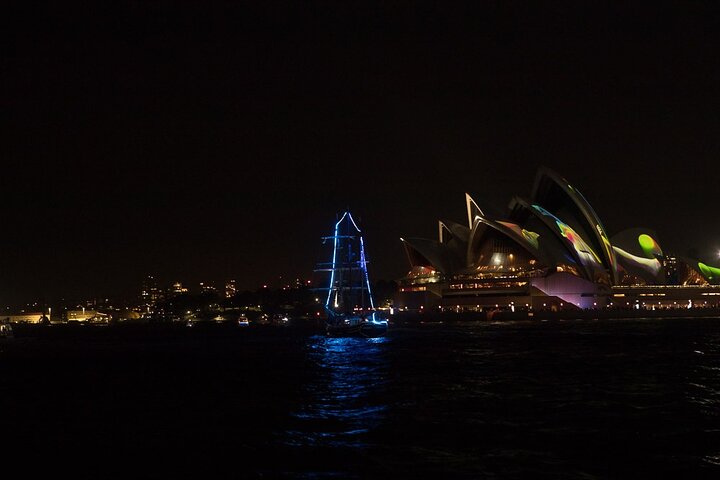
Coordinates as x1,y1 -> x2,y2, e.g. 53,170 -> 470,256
4,2 -> 720,304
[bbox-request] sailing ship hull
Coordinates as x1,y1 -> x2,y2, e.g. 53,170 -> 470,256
326,317 -> 388,338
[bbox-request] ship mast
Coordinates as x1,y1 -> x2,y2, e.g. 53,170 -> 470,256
319,210 -> 376,316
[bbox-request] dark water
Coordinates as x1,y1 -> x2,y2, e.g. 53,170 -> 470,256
2,318 -> 720,478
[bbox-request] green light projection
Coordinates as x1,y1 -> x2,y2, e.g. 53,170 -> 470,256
698,262 -> 720,283
497,221 -> 540,250
638,234 -> 663,258
523,230 -> 540,249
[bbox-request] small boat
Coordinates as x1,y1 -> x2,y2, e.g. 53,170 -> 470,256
315,210 -> 388,338
270,313 -> 291,326
0,323 -> 14,339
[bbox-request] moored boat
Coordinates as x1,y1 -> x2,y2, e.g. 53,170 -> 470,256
0,322 -> 14,339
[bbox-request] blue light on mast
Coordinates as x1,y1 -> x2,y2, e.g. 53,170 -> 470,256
360,236 -> 375,309
325,211 -> 348,308
325,211 -> 377,311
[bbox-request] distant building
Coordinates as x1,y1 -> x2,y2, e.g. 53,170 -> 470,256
141,275 -> 162,311
1,311 -> 50,324
171,281 -> 188,295
396,167 -> 720,311
66,309 -> 110,323
200,282 -> 217,293
225,279 -> 237,298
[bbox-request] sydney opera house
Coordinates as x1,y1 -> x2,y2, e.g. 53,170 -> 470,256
396,167 -> 720,311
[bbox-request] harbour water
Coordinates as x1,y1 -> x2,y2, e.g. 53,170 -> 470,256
2,318 -> 720,478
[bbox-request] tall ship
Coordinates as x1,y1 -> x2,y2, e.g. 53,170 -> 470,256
315,210 -> 388,337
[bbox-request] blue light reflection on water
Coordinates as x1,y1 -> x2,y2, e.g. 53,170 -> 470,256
283,335 -> 390,449
273,319 -> 720,478
4,318 -> 720,478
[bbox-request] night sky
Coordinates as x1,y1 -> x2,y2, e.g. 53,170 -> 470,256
4,1 -> 720,305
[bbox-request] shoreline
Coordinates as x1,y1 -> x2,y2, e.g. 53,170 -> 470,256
4,307 -> 720,340
390,307 -> 720,324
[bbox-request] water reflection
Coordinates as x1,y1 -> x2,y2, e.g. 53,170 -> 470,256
284,335 -> 390,448
687,330 -> 720,468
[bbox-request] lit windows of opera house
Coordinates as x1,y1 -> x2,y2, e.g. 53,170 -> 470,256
396,167 -> 720,311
